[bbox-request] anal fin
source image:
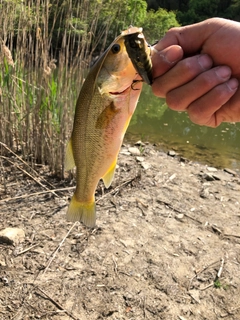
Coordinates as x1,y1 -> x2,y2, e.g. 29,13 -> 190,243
65,138 -> 76,171
102,158 -> 117,188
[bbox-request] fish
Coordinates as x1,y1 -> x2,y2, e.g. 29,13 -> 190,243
65,27 -> 151,228
123,27 -> 153,85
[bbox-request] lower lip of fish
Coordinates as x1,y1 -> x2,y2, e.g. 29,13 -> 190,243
109,86 -> 131,95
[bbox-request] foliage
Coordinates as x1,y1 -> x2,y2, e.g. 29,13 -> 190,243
147,0 -> 240,24
0,0 -> 179,176
142,8 -> 180,44
177,0 -> 223,24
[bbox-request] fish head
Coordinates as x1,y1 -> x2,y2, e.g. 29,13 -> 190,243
97,33 -> 141,97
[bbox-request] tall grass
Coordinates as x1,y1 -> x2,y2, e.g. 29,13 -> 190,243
0,1 -> 180,178
0,0 -> 113,177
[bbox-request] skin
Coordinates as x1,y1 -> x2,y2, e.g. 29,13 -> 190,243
151,18 -> 240,127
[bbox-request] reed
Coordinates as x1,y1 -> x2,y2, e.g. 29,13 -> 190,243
0,1 -> 178,177
0,0 -> 112,177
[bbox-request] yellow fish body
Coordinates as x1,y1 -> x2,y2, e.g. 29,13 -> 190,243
65,27 -> 151,228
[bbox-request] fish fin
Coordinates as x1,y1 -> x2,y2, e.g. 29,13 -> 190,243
65,138 -> 76,171
66,194 -> 96,228
102,159 -> 117,188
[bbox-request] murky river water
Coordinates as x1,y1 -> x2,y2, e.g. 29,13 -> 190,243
126,85 -> 240,171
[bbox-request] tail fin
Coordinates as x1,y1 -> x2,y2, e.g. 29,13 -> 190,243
66,194 -> 96,228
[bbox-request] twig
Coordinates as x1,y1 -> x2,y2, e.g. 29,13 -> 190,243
200,282 -> 214,291
157,198 -> 181,213
0,186 -> 75,203
40,222 -> 78,276
217,258 -> 225,279
96,173 -> 140,204
112,255 -> 119,277
194,260 -> 220,276
0,142 -> 59,193
16,244 -> 39,255
188,260 -> 220,290
224,233 -> 240,239
1,156 -> 59,198
35,286 -> 79,320
199,258 -> 225,291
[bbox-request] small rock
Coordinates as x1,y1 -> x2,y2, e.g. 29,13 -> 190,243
207,166 -> 218,172
141,162 -> 151,170
169,173 -> 176,181
120,150 -> 131,155
179,157 -> 188,163
201,173 -> 215,181
168,150 -> 176,157
134,140 -> 145,146
200,188 -> 210,199
136,156 -> 144,162
0,228 -> 25,246
224,168 -> 237,176
176,213 -> 184,220
128,147 -> 141,156
189,289 -> 200,303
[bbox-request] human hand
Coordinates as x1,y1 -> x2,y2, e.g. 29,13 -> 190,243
151,18 -> 240,127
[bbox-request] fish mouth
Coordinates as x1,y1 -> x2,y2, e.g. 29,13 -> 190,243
109,85 -> 131,95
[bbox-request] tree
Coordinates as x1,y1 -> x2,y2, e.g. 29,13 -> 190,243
142,8 -> 180,44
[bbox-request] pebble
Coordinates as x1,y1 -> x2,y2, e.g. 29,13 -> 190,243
224,168 -> 237,176
168,150 -> 176,157
128,147 -> 141,156
0,227 -> 25,246
207,166 -> 218,172
136,156 -> 144,162
134,140 -> 145,146
176,213 -> 184,220
141,162 -> 151,170
201,173 -> 215,181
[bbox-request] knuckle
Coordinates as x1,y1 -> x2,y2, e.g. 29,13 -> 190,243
166,92 -> 184,111
180,58 -> 200,77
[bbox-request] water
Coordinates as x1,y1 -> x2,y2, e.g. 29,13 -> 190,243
126,85 -> 240,171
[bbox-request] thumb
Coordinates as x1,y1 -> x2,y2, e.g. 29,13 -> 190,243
151,45 -> 183,78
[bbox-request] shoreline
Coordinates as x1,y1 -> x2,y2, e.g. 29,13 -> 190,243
1,142 -> 240,319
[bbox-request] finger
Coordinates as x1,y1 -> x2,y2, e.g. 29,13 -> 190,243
154,18 -> 224,54
152,54 -> 213,98
215,85 -> 240,124
151,45 -> 183,78
187,78 -> 239,127
166,66 -> 232,111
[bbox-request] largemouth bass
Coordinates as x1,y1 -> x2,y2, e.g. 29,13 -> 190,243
65,27 -> 151,228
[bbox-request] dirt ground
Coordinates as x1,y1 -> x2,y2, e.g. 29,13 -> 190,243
1,142 -> 240,320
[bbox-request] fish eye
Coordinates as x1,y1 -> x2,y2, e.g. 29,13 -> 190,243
111,44 -> 121,54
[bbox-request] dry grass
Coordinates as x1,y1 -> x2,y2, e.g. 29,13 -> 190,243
0,1 -> 179,178
0,0 -> 114,177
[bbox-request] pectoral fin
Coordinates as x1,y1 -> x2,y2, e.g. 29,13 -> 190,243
96,102 -> 120,129
65,138 -> 76,171
102,158 -> 117,188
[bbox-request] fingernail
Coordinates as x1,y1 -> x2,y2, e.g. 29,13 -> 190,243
215,66 -> 231,80
226,78 -> 239,91
164,47 -> 183,64
198,54 -> 212,70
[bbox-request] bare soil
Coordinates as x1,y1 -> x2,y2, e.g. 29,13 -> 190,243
1,142 -> 240,320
